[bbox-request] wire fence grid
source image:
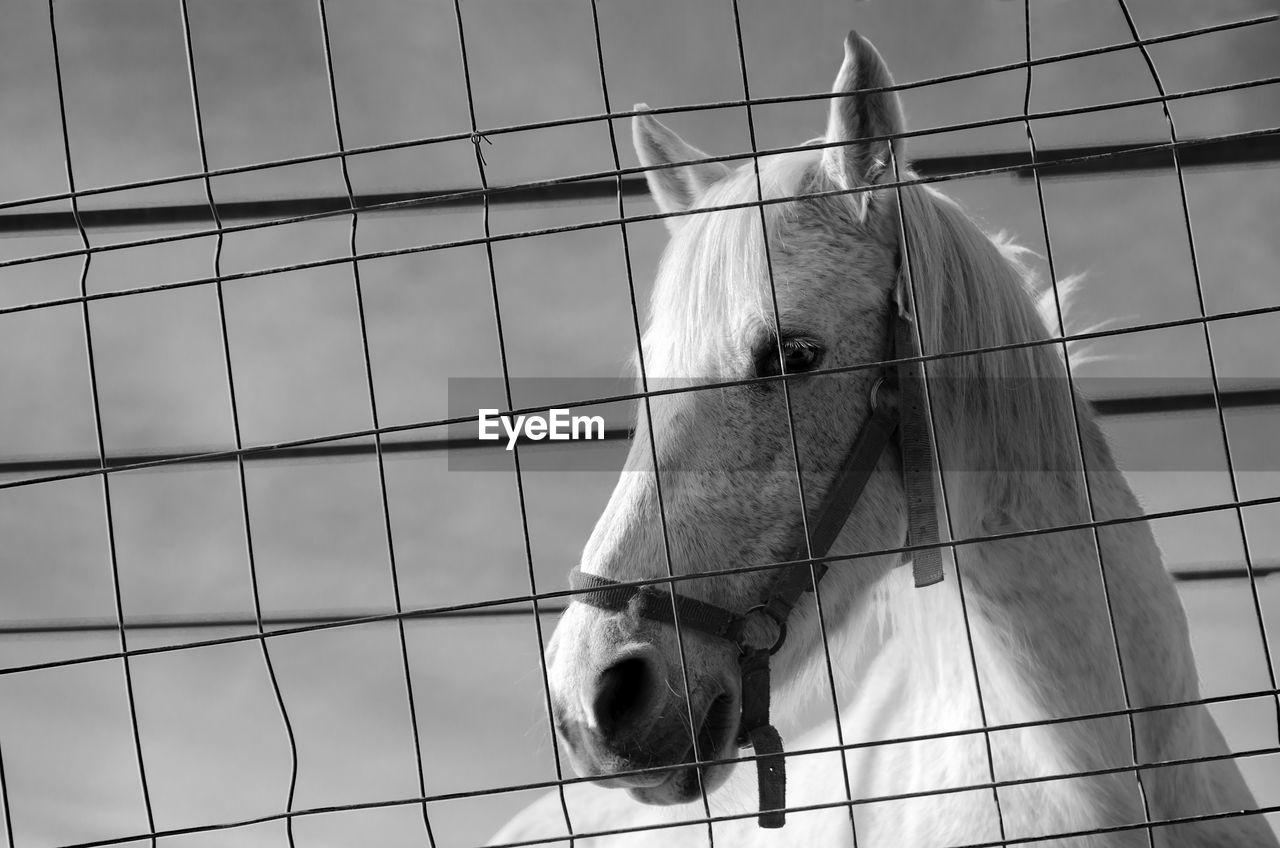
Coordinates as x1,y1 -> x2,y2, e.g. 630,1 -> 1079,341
1,2 -> 1279,848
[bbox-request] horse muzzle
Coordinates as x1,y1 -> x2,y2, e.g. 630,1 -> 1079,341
552,642 -> 742,805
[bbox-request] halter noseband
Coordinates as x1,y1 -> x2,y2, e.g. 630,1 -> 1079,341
568,280 -> 942,828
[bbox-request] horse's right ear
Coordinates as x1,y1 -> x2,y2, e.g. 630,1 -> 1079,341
633,106 -> 732,231
820,31 -> 905,220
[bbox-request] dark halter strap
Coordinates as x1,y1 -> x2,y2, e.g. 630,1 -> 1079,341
568,282 -> 942,828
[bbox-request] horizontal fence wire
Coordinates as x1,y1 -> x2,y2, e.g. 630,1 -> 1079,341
4,7 -> 1279,848
5,300 -> 1280,492
27,703 -> 1280,848
2,89 -> 1279,274
2,552 -> 1277,635
2,124 -> 1278,326
2,383 -> 1278,476
7,485 -> 1280,675
3,134 -> 1278,236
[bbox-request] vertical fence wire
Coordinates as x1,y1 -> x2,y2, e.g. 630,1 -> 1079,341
175,3 -> 302,846
886,156 -> 1011,845
726,3 -> 862,842
1018,3 -> 1158,842
1113,0 -> 1280,742
0,736 -> 12,848
580,9 -> 722,844
45,3 -> 160,846
578,6 -> 655,839
313,3 -> 441,844
447,3 -> 586,843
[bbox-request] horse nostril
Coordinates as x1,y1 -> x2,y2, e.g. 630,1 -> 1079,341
591,655 -> 658,737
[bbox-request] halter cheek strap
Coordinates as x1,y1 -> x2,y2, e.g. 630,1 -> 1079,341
895,284 -> 945,587
567,283 -> 943,828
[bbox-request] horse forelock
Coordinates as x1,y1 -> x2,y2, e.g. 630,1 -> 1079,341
638,149 -> 857,381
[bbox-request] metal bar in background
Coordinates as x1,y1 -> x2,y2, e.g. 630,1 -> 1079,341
0,182 -> 637,234
919,133 -> 1280,180
3,557 -> 1277,636
1,135 -> 1277,235
1091,385 -> 1280,416
0,384 -> 1276,476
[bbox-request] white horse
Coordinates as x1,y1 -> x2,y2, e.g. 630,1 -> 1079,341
489,31 -> 1276,848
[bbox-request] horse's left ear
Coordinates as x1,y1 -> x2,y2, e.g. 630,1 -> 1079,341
821,31 -> 905,220
633,106 -> 733,232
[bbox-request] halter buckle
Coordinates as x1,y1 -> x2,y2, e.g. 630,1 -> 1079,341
739,604 -> 788,656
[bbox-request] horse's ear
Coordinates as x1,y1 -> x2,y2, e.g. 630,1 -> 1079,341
821,31 -> 905,220
633,106 -> 732,231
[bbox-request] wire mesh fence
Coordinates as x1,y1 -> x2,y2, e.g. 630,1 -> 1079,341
0,1 -> 1278,847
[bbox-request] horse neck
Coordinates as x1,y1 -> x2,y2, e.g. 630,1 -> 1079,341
761,188 -> 1269,846
888,187 -> 1213,791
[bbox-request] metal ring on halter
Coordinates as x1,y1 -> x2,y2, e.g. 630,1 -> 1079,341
739,604 -> 789,656
868,376 -> 886,412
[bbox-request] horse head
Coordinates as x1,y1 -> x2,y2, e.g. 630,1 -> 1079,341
545,31 -> 911,807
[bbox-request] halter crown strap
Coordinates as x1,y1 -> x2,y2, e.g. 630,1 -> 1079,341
893,279 -> 945,587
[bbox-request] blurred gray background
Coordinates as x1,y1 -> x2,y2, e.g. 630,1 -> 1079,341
0,1 -> 1278,846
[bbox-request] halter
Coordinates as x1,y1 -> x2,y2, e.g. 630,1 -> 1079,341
568,277 -> 943,828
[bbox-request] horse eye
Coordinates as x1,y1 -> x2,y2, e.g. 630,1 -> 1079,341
756,338 -> 824,379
